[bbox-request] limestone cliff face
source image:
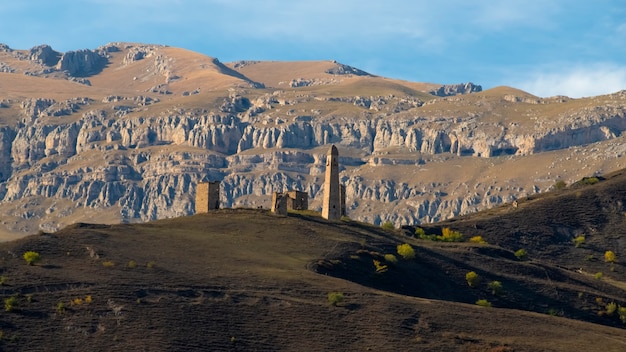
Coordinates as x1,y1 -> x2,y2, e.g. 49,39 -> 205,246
1,42 -> 626,235
1,89 -> 626,235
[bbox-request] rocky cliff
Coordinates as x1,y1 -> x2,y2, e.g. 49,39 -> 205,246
0,43 -> 625,237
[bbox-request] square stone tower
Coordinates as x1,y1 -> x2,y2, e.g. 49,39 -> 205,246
322,145 -> 341,220
286,190 -> 308,210
195,181 -> 220,213
271,192 -> 288,215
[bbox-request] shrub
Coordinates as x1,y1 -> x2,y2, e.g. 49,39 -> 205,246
619,306 -> 626,324
381,221 -> 395,231
0,275 -> 7,286
580,177 -> 599,185
573,235 -> 585,248
469,236 -> 487,244
72,297 -> 83,306
146,261 -> 156,269
475,299 -> 491,307
554,180 -> 567,190
372,260 -> 388,273
327,292 -> 345,306
23,251 -> 41,266
514,249 -> 528,261
85,295 -> 92,304
4,296 -> 17,312
488,280 -> 503,295
384,254 -> 398,264
127,260 -> 137,269
56,302 -> 66,313
604,250 -> 616,263
102,260 -> 115,267
397,243 -> 416,260
606,302 -> 617,316
594,272 -> 603,280
439,228 -> 463,242
415,227 -> 426,238
466,271 -> 480,288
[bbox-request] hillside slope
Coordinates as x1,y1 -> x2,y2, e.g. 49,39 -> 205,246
1,170 -> 626,351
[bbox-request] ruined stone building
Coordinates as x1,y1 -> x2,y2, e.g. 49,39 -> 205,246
195,181 -> 220,213
271,190 -> 309,215
322,145 -> 342,220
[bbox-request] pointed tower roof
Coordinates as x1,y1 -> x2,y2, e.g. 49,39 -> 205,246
328,144 -> 338,156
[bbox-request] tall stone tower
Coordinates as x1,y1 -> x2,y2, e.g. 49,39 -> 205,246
195,181 -> 220,213
322,145 -> 341,220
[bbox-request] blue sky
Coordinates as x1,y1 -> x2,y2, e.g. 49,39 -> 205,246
1,1 -> 625,98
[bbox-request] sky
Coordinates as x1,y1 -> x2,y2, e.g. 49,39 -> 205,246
1,0 -> 625,98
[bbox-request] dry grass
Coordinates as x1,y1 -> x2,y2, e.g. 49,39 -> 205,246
0,204 -> 624,350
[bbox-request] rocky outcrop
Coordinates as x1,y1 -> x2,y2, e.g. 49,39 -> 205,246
430,82 -> 482,96
56,49 -> 108,77
29,44 -> 62,66
325,62 -> 372,76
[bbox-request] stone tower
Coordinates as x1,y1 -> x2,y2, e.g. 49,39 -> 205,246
322,145 -> 341,220
195,181 -> 220,213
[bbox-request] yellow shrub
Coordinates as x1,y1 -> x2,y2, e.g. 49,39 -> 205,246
469,236 -> 487,244
466,271 -> 480,288
373,260 -> 388,273
397,243 -> 416,260
604,250 -> 616,263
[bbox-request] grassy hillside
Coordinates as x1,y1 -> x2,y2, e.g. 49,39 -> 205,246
1,177 -> 626,351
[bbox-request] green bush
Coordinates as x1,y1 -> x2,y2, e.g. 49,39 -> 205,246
415,227 -> 426,238
475,299 -> 491,307
327,292 -> 345,306
554,180 -> 567,190
573,235 -> 585,248
23,251 -> 41,266
580,177 -> 599,185
606,302 -> 617,316
384,254 -> 398,264
127,260 -> 137,269
4,296 -> 17,312
594,272 -> 603,280
0,275 -> 7,286
488,280 -> 503,295
397,243 -> 416,260
619,306 -> 626,324
381,221 -> 395,231
466,271 -> 480,288
416,227 -> 464,242
514,249 -> 528,261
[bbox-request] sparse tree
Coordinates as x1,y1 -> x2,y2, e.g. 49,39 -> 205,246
466,271 -> 480,288
488,280 -> 503,295
573,235 -> 585,248
397,243 -> 416,260
23,251 -> 41,266
514,249 -> 528,261
604,250 -> 616,263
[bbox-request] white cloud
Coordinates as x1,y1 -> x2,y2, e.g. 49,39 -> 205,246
515,64 -> 626,98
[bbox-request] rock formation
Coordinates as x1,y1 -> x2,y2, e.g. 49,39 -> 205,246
56,49 -> 108,77
430,82 -> 482,96
0,43 -> 625,236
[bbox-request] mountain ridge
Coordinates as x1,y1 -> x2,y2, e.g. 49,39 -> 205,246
0,42 -> 625,238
